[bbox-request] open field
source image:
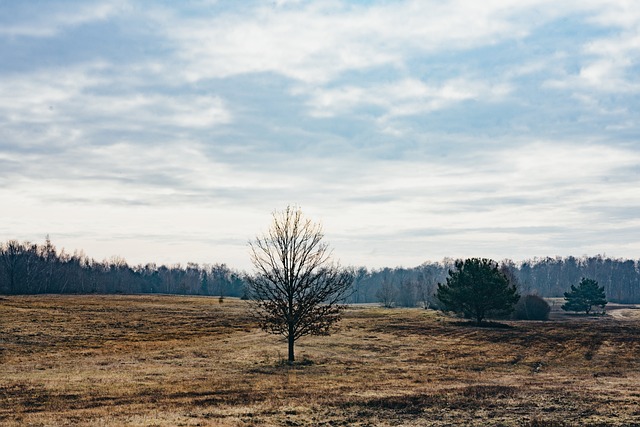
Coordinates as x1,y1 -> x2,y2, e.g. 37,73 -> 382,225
1,295 -> 639,426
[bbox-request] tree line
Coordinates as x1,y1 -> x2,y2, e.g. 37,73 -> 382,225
0,238 -> 244,297
348,255 -> 640,305
1,238 -> 639,303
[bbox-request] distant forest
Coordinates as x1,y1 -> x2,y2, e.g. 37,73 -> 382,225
1,239 -> 639,303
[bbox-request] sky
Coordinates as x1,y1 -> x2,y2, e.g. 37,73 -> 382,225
1,0 -> 639,271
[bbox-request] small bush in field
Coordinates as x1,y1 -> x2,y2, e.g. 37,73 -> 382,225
514,295 -> 550,320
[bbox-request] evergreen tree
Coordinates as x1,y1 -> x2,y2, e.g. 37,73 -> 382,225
437,258 -> 520,325
561,278 -> 607,315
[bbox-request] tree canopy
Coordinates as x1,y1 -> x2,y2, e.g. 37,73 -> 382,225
436,258 -> 520,325
561,278 -> 607,315
247,206 -> 353,363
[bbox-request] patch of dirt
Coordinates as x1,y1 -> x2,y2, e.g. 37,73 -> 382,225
608,307 -> 640,320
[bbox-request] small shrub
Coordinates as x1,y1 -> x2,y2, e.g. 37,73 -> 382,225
514,295 -> 550,320
461,385 -> 517,399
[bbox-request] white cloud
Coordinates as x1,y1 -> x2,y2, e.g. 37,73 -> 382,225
273,0 -> 303,7
547,31 -> 640,93
503,142 -> 639,184
0,62 -> 107,123
315,140 -> 640,266
3,0 -> 640,268
586,0 -> 640,29
78,93 -> 232,129
0,1 -> 125,38
299,77 -> 511,120
156,0 -> 571,84
542,1 -> 640,93
0,63 -> 232,136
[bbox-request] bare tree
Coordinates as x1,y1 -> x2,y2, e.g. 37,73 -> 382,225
247,206 -> 353,363
398,279 -> 418,307
376,278 -> 397,308
415,267 -> 436,309
1,240 -> 25,294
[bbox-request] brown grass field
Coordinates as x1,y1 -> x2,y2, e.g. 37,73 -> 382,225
1,295 -> 639,426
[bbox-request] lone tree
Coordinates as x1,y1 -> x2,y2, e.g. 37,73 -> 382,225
561,278 -> 607,315
376,279 -> 397,308
247,206 -> 353,363
436,258 -> 520,325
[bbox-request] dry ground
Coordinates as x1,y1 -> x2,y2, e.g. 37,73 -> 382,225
1,295 -> 639,426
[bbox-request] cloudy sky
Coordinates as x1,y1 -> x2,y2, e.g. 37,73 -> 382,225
1,0 -> 639,270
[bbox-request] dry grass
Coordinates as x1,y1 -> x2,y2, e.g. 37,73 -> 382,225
1,295 -> 639,426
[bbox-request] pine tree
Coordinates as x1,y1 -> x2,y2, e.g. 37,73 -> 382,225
436,258 -> 520,325
561,278 -> 607,315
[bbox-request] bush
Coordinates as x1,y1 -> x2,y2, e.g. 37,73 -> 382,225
514,295 -> 551,320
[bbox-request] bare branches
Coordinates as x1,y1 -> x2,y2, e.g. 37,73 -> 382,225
247,206 -> 353,362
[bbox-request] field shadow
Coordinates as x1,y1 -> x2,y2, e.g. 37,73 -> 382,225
450,320 -> 514,329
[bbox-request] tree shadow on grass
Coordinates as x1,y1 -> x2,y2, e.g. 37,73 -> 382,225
451,320 -> 514,329
248,355 -> 316,374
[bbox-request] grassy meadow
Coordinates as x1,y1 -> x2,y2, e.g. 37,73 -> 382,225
1,295 -> 639,426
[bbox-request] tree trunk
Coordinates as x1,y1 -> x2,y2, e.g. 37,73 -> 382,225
288,333 -> 295,363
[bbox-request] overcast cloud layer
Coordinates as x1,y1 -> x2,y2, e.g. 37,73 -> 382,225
1,0 -> 639,269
